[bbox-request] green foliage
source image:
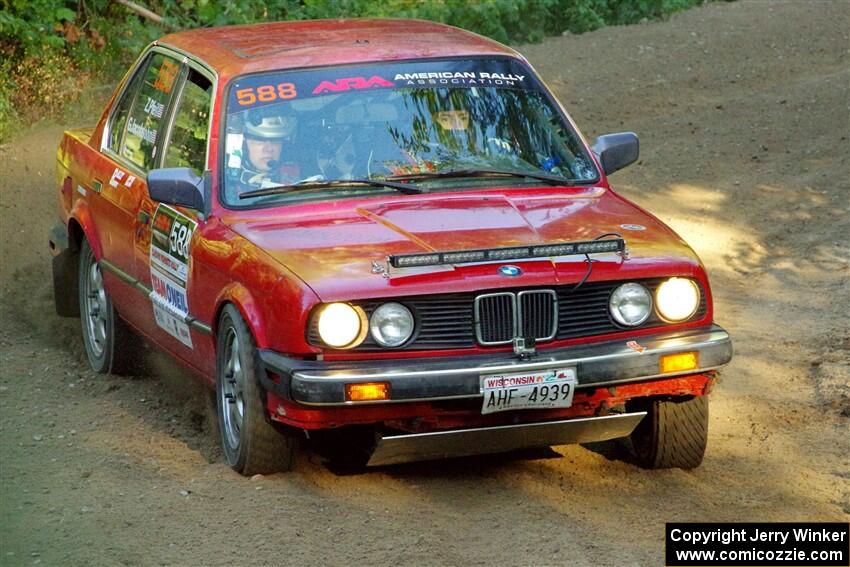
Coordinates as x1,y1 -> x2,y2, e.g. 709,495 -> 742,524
0,64 -> 14,143
0,0 -> 706,142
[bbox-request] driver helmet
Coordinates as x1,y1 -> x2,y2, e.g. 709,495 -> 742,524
244,115 -> 294,142
238,115 -> 296,187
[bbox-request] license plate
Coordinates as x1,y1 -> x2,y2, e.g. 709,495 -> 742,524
481,368 -> 577,415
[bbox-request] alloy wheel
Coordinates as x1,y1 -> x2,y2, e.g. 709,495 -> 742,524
220,327 -> 246,450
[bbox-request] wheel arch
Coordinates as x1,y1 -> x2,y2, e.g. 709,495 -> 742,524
52,215 -> 89,318
211,283 -> 269,348
68,201 -> 103,259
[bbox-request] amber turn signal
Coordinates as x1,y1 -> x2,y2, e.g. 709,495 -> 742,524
345,382 -> 390,402
659,351 -> 699,374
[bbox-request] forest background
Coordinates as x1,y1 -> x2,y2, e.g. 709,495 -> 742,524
0,0 -> 706,142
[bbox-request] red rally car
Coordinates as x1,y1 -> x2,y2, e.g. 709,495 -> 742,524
51,19 -> 733,474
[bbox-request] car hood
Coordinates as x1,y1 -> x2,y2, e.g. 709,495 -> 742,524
224,187 -> 703,301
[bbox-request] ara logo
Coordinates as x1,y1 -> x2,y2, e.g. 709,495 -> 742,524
498,265 -> 523,277
312,76 -> 394,94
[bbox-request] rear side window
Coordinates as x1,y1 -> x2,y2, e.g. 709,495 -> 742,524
164,68 -> 213,175
122,53 -> 182,170
107,61 -> 147,153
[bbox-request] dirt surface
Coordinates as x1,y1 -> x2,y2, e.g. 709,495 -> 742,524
1,1 -> 848,565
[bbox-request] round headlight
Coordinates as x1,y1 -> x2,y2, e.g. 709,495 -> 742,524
655,277 -> 700,321
370,302 -> 414,347
609,283 -> 652,326
317,303 -> 367,349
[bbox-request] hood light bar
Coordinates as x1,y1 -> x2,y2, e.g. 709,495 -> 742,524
388,238 -> 626,269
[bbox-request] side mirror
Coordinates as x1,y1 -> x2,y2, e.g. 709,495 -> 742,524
591,132 -> 639,176
147,168 -> 205,211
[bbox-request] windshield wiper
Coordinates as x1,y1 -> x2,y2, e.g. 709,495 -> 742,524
386,168 -> 576,186
239,178 -> 425,199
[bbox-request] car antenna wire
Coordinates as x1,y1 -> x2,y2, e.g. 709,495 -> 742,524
571,232 -> 624,292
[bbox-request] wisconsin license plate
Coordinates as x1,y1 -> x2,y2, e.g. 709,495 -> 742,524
481,368 -> 577,415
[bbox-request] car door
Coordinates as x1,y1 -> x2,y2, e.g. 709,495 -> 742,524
94,48 -> 185,330
134,61 -> 215,354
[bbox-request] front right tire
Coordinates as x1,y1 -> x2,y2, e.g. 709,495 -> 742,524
216,304 -> 297,475
629,395 -> 709,470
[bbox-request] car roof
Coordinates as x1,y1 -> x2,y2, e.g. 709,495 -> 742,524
157,19 -> 523,79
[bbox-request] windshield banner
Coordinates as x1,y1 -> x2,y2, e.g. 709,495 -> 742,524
229,58 -> 541,111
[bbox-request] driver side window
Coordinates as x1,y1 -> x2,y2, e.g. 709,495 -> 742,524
164,68 -> 213,175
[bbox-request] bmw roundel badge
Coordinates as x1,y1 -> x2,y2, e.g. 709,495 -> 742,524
498,265 -> 523,277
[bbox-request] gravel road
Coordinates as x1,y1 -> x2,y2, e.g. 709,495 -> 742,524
1,1 -> 848,565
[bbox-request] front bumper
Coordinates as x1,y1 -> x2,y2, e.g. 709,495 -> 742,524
258,325 -> 732,406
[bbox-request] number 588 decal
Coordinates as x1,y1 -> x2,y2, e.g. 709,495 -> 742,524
169,221 -> 191,258
150,204 -> 197,286
235,83 -> 298,106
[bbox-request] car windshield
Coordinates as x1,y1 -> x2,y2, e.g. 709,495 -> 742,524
222,58 -> 599,207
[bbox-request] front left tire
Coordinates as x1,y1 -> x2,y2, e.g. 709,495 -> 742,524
216,304 -> 298,475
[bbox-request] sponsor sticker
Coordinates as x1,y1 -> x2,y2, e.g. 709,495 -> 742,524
109,167 -> 126,188
149,204 -> 197,347
229,59 -> 540,110
149,204 -> 196,287
143,96 -> 165,119
150,269 -> 189,316
626,340 -> 646,354
394,71 -> 525,87
151,293 -> 193,348
153,59 -> 179,94
312,76 -> 394,94
126,116 -> 157,145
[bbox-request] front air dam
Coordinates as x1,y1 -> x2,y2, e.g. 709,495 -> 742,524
367,411 -> 647,466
